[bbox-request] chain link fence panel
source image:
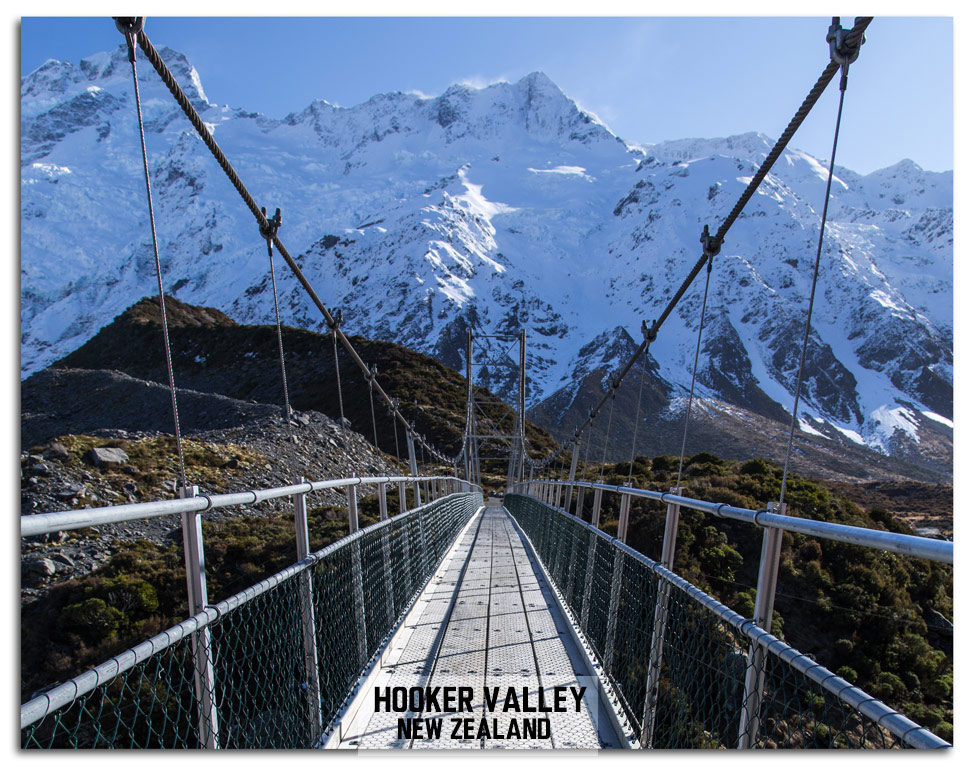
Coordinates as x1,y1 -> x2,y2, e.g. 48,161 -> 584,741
504,492 -> 947,750
22,491 -> 481,749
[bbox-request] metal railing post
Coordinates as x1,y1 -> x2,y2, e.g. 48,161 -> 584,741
398,480 -> 408,516
617,482 -> 633,544
604,490 -> 632,679
564,443 -> 579,512
639,487 -> 682,747
603,543 -> 624,679
346,482 -> 359,534
343,479 -> 368,665
293,480 -> 323,742
179,485 -> 219,749
575,485 -> 586,517
738,501 -> 788,749
580,487 -> 604,632
378,482 -> 388,521
406,432 -> 422,507
376,479 -> 395,621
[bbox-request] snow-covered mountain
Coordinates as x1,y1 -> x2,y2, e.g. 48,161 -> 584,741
21,45 -> 953,475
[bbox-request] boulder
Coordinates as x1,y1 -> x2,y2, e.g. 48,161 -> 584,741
25,558 -> 56,580
46,442 -> 70,461
85,447 -> 129,466
55,483 -> 86,500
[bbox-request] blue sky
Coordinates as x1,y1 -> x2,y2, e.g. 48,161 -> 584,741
20,16 -> 953,176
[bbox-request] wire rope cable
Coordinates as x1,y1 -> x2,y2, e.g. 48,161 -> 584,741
125,21 -> 462,464
367,367 -> 380,451
627,364 -> 646,484
675,254 -> 715,493
332,326 -> 351,478
531,17 -> 872,467
117,19 -> 187,490
599,394 -> 616,483
778,58 -> 852,506
261,209 -> 292,429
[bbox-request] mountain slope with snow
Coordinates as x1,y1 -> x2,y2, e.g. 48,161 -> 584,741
21,45 -> 952,477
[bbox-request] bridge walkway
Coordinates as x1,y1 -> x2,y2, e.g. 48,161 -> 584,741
331,501 -> 624,749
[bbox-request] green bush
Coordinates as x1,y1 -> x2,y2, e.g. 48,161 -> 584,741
60,598 -> 125,642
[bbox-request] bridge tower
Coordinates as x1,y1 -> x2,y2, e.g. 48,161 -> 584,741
463,329 -> 527,492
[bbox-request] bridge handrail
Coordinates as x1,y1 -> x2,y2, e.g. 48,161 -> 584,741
21,475 -> 475,537
516,480 -> 952,564
504,493 -> 949,749
22,488 -> 484,738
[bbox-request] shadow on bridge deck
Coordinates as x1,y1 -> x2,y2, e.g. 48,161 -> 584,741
328,504 -> 627,749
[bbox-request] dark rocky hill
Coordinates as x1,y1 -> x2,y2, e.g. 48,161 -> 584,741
47,295 -> 556,460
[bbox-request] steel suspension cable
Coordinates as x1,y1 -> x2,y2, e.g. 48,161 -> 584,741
118,19 -> 187,490
332,328 -> 350,477
778,61 -> 851,507
675,254 -> 715,493
599,394 -> 615,483
627,365 -> 646,484
125,22 -> 459,464
367,367 -> 380,450
391,404 -> 402,465
533,17 -> 872,468
583,420 -> 594,483
262,211 -> 292,428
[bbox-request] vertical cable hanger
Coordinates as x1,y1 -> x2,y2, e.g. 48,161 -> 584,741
367,365 -> 380,451
627,360 -> 647,485
779,17 -> 862,505
598,392 -> 616,483
390,398 -> 402,466
116,17 -> 187,490
259,206 -> 292,432
331,309 -> 350,477
675,231 -> 719,493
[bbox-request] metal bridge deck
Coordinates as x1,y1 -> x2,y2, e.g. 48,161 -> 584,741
330,502 -> 624,749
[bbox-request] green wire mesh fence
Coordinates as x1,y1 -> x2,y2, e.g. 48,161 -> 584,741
22,491 -> 481,749
503,492 -> 948,750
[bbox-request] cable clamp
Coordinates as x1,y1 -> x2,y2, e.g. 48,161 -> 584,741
259,206 -> 282,241
641,319 -> 659,344
700,224 -> 722,262
827,17 -> 865,67
827,17 -> 865,90
113,17 -> 145,63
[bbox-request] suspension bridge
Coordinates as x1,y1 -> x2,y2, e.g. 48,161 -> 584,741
20,17 -> 953,749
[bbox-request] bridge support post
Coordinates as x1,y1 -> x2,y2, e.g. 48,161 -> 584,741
406,432 -> 422,508
580,487 -> 603,632
346,481 -> 359,534
378,482 -> 388,521
639,487 -> 682,747
604,490 -> 633,679
617,483 -> 633,544
580,535 -> 597,634
737,501 -> 788,749
603,543 -> 624,679
398,480 -> 408,516
379,487 -> 395,625
575,485 -> 586,518
179,485 -> 220,749
564,442 -> 579,513
293,480 -> 323,743
344,479 -> 368,665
